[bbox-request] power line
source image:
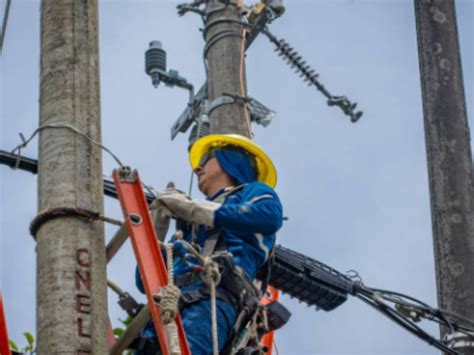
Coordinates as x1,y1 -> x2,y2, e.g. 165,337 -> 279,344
0,0 -> 11,54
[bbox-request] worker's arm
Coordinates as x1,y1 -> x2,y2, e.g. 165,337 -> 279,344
157,183 -> 283,233
214,182 -> 283,235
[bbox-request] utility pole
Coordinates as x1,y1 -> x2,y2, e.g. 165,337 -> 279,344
414,1 -> 474,353
37,1 -> 108,353
205,0 -> 251,137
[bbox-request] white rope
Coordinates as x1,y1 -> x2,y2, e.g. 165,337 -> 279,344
156,243 -> 181,355
164,235 -> 223,354
202,257 -> 222,355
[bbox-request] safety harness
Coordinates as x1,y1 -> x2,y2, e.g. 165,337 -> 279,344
174,184 -> 286,354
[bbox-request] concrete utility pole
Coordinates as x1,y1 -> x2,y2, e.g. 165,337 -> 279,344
205,0 -> 251,137
37,1 -> 108,353
414,1 -> 474,353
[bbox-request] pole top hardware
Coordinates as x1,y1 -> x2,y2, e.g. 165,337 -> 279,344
145,41 -> 195,108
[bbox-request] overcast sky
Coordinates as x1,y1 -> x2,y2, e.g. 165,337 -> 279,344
1,0 -> 473,354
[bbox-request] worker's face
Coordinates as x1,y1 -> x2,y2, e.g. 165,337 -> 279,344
194,153 -> 226,196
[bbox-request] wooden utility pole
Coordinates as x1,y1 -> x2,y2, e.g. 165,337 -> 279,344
414,0 -> 474,353
205,0 -> 251,137
37,1 -> 108,353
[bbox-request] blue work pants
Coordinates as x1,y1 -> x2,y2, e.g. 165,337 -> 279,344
136,297 -> 236,355
182,298 -> 237,354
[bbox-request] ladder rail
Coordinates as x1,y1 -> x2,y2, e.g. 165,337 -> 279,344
260,287 -> 279,355
112,167 -> 190,355
0,293 -> 12,355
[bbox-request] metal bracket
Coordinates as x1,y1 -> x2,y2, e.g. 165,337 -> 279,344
171,84 -> 207,139
246,6 -> 274,48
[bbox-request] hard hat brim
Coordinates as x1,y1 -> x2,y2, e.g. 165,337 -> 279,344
189,134 -> 277,188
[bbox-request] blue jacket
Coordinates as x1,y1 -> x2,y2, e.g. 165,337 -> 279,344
178,181 -> 283,279
136,181 -> 283,292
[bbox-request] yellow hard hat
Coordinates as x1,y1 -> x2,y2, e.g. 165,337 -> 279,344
189,134 -> 277,188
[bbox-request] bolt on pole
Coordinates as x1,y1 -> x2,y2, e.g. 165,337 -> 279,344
37,1 -> 108,353
205,0 -> 252,137
414,0 -> 474,353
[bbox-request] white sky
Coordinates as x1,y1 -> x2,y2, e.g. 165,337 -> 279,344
1,0 -> 473,354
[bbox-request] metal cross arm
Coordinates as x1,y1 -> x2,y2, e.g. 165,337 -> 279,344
112,166 -> 190,355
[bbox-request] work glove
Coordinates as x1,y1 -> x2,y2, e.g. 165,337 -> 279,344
150,182 -> 182,240
157,193 -> 221,227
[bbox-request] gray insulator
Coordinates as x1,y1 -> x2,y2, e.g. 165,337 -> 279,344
188,122 -> 210,150
145,40 -> 167,75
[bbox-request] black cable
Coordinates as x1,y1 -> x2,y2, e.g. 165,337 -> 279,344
356,293 -> 458,355
0,149 -> 38,173
362,286 -> 470,336
0,151 -> 156,204
355,286 -> 461,353
366,287 -> 432,308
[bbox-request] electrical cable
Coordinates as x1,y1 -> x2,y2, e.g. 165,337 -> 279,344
354,283 -> 474,354
0,0 -> 11,53
239,27 -> 253,138
188,115 -> 204,196
363,287 -> 432,307
10,124 -> 124,168
358,285 -> 470,337
355,292 -> 458,355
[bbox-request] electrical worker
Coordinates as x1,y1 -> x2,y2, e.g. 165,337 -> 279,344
134,134 -> 283,354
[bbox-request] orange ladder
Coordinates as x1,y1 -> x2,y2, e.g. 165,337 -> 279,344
113,167 -> 190,355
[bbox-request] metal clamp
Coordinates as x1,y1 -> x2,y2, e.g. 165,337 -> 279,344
206,94 -> 244,116
445,332 -> 474,350
204,29 -> 243,58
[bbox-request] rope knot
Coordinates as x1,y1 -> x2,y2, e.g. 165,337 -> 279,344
202,257 -> 221,287
158,284 -> 181,324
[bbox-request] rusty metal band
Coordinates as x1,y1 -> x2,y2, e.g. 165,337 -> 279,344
30,207 -> 122,239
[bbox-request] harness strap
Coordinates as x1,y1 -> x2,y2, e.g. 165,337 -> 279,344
201,184 -> 247,257
179,287 -> 239,311
202,228 -> 223,257
174,272 -> 202,288
213,184 -> 246,204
